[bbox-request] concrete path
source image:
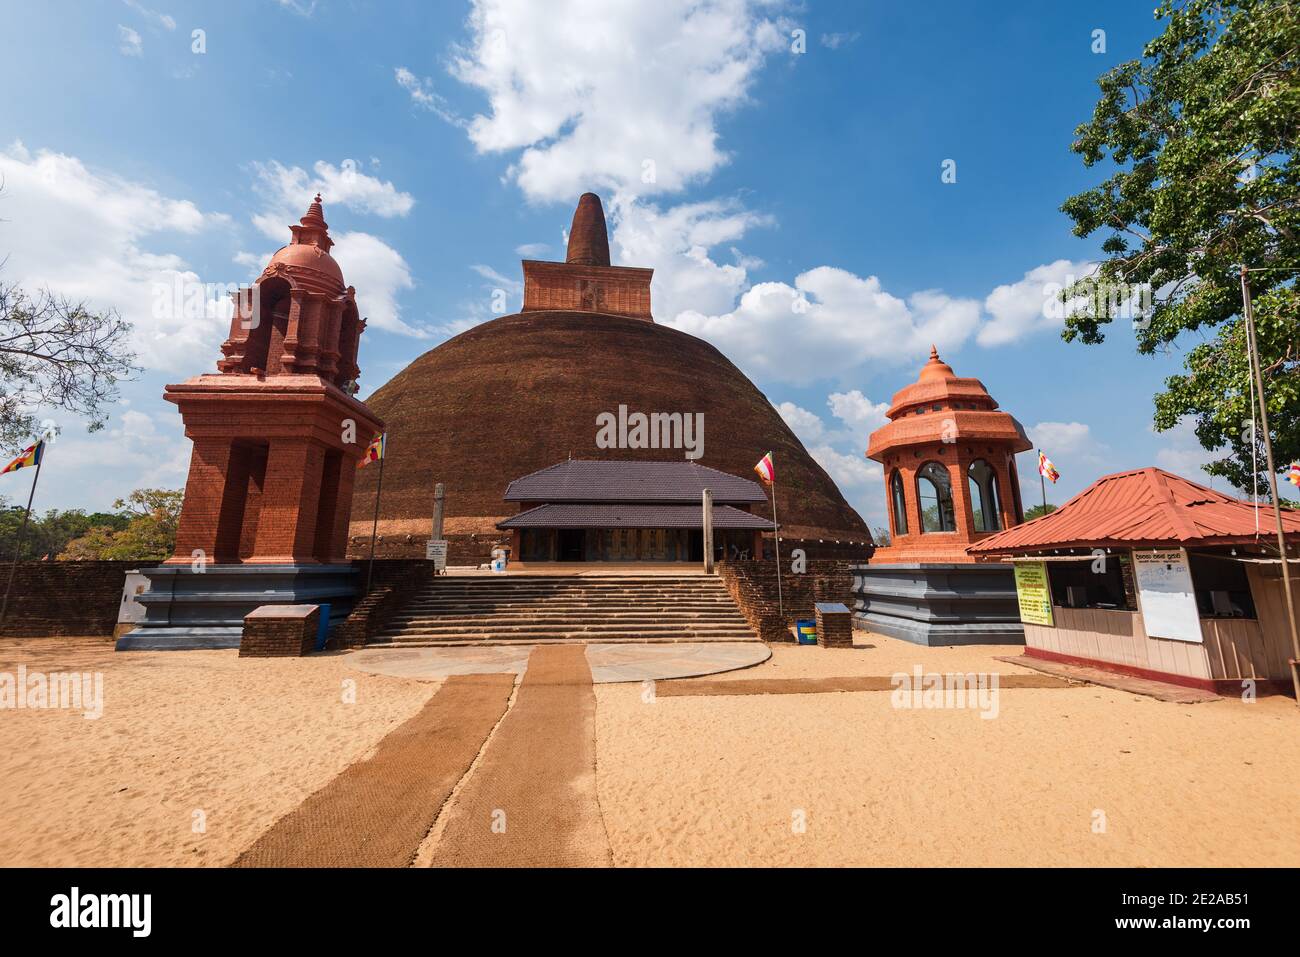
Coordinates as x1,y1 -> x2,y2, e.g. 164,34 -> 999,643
348,641 -> 769,684
423,645 -> 612,868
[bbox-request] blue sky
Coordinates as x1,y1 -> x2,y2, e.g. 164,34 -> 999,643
0,0 -> 1274,529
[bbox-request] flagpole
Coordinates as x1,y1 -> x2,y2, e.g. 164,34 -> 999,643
0,446 -> 45,628
770,479 -> 784,622
1240,265 -> 1300,703
364,439 -> 385,597
1038,449 -> 1047,513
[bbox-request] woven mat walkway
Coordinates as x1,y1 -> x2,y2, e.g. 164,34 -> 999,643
425,644 -> 613,868
232,672 -> 514,868
655,673 -> 1077,697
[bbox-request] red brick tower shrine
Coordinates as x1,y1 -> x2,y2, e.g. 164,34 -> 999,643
118,196 -> 384,650
867,346 -> 1030,562
856,347 -> 1031,646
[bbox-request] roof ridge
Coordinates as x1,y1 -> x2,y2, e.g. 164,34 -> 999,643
1145,467 -> 1203,541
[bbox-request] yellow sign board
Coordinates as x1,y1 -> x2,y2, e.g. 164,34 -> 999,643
1014,561 -> 1054,627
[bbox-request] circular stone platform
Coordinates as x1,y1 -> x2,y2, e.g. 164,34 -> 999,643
346,642 -> 770,684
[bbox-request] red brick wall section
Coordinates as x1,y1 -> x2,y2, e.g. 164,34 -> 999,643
717,559 -> 854,643
0,561 -> 136,638
239,604 -> 319,657
330,559 -> 431,649
347,532 -> 503,565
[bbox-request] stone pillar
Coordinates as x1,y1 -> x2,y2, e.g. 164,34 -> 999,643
248,438 -> 325,563
702,488 -> 714,573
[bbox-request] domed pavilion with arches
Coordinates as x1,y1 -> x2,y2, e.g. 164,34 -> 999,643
857,347 -> 1031,645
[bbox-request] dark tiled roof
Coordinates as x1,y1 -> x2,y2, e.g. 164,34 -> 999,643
503,459 -> 768,504
969,466 -> 1300,555
497,503 -> 775,530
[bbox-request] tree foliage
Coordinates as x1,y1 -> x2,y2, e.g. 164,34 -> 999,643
58,489 -> 183,561
0,280 -> 139,451
1024,503 -> 1059,522
0,500 -> 128,561
1061,0 -> 1299,492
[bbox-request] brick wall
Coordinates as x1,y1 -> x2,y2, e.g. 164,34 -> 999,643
717,559 -> 854,643
0,561 -> 136,638
330,558 -> 431,649
347,532 -> 499,565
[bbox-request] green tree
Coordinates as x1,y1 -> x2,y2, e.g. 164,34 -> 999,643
1024,503 -> 1059,522
57,489 -> 182,561
0,280 -> 139,452
0,496 -> 128,561
1060,0 -> 1298,493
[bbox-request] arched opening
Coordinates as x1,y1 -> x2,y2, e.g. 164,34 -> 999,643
968,459 -> 1002,532
917,462 -> 956,532
242,276 -> 290,373
890,469 -> 908,536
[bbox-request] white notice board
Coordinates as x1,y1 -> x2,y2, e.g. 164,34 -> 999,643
1133,548 -> 1202,643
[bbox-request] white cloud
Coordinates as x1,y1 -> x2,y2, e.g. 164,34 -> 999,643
827,389 -> 889,445
979,259 -> 1095,347
331,232 -> 425,338
243,159 -> 423,338
117,25 -> 143,57
777,396 -> 886,526
469,263 -> 522,295
1027,421 -> 1103,461
449,0 -> 788,202
0,141 -> 233,371
122,1 -> 176,31
820,32 -> 860,49
275,0 -> 317,16
667,266 -> 980,383
611,195 -> 771,321
777,401 -> 827,443
394,67 -> 464,126
515,242 -> 552,258
249,159 -> 414,239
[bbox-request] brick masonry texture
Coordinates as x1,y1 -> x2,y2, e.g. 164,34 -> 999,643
330,559 -> 431,649
717,559 -> 855,643
349,310 -> 875,560
815,603 -> 854,648
0,561 -> 136,638
239,605 -> 320,657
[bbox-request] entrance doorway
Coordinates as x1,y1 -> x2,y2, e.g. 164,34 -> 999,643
557,529 -> 586,561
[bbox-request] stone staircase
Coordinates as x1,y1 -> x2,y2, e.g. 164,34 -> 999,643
372,574 -> 758,645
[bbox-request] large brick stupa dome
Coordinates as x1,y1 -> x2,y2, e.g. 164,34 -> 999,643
349,194 -> 872,561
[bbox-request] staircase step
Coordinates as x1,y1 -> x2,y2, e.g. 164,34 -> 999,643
367,573 -> 755,645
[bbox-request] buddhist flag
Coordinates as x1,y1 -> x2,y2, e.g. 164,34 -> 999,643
1287,462 -> 1300,488
1,440 -> 44,475
1038,450 -> 1060,484
753,451 -> 775,484
358,432 -> 385,468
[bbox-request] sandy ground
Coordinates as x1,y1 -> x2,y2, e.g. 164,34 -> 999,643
595,632 -> 1300,866
0,638 -> 435,867
3,632 -> 1298,868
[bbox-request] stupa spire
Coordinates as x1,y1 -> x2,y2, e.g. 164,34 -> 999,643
290,193 -> 333,253
566,192 -> 611,266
